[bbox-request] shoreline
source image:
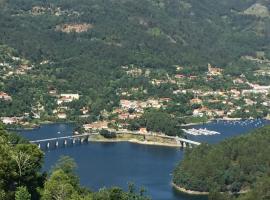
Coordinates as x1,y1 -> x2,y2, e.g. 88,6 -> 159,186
172,182 -> 249,196
89,138 -> 181,148
171,183 -> 209,195
182,117 -> 270,127
13,121 -> 75,131
12,117 -> 270,131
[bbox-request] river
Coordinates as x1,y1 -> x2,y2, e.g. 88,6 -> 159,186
19,119 -> 269,200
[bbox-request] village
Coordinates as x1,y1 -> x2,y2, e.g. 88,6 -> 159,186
1,52 -> 270,136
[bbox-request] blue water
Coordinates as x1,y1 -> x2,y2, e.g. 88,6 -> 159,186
188,119 -> 270,144
19,120 -> 269,200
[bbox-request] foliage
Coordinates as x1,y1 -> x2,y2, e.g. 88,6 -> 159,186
173,126 -> 270,194
42,157 -> 150,200
0,124 -> 150,200
237,176 -> 270,200
0,0 -> 270,121
129,109 -> 184,136
15,186 -> 31,200
0,123 -> 44,200
100,129 -> 117,138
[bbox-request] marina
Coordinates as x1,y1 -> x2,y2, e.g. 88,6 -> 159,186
183,128 -> 220,136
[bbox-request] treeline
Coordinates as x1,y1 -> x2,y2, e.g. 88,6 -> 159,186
0,124 -> 150,200
173,125 -> 270,199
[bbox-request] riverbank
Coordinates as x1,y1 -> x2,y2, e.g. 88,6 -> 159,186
9,120 -> 75,131
89,133 -> 181,148
172,182 -> 249,196
172,183 -> 209,195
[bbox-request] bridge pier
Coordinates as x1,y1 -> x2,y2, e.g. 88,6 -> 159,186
46,142 -> 50,149
73,139 -> 76,145
64,139 -> 67,146
55,141 -> 59,148
80,137 -> 84,143
179,141 -> 182,148
38,143 -> 41,149
183,142 -> 187,148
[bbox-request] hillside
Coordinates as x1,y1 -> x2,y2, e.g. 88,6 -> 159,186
0,0 -> 269,68
173,125 -> 270,196
0,0 -> 270,129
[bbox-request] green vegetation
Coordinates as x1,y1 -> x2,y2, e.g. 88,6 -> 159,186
0,124 -> 44,199
0,0 -> 270,124
0,0 -> 270,132
0,123 -> 150,200
128,109 -> 184,136
173,125 -> 270,199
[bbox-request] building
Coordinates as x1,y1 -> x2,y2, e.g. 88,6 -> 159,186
190,98 -> 203,104
175,74 -> 186,79
207,64 -> 223,76
139,127 -> 148,134
83,121 -> 108,131
1,117 -> 17,124
60,93 -> 80,99
57,93 -> 79,104
57,113 -> 67,119
0,92 -> 12,101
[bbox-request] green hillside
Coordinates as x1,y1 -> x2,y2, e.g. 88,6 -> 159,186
173,125 -> 270,198
0,0 -> 270,126
1,0 -> 269,68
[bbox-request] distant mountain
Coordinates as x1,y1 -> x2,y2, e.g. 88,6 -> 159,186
0,0 -> 269,69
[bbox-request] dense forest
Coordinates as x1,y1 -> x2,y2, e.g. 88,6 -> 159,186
173,125 -> 270,199
0,123 -> 150,200
1,0 -> 270,67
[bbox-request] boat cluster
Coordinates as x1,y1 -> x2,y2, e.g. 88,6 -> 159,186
217,119 -> 265,127
183,128 -> 220,136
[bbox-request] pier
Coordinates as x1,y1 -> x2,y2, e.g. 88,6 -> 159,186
182,128 -> 220,136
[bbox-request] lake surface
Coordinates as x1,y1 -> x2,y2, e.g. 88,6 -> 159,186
188,119 -> 270,144
19,119 -> 269,200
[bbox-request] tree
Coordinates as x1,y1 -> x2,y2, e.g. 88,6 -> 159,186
238,176 -> 270,200
0,190 -> 6,200
51,156 -> 79,188
41,169 -> 79,200
209,190 -> 231,200
15,186 -> 31,200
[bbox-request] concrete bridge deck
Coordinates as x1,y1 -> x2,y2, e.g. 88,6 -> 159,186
30,134 -> 91,143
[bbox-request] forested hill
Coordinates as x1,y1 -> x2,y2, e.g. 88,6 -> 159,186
0,0 -> 270,122
173,125 -> 270,199
0,0 -> 270,69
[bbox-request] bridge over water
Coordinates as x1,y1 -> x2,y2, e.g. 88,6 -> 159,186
30,134 -> 91,149
30,132 -> 201,150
